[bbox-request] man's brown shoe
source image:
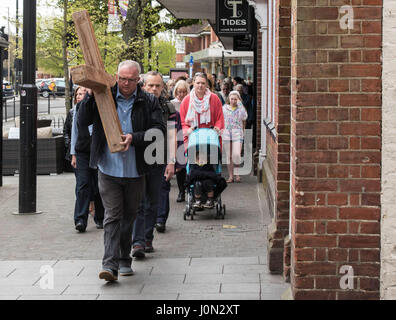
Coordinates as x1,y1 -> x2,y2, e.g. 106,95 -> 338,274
99,269 -> 118,282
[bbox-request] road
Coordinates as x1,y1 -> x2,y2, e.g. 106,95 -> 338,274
2,95 -> 67,122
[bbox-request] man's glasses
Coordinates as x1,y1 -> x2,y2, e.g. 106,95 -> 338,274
118,77 -> 139,83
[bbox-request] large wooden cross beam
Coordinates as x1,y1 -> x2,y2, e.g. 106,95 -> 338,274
70,10 -> 124,153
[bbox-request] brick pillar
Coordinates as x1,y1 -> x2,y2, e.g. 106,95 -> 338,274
267,0 -> 292,275
290,0 -> 382,299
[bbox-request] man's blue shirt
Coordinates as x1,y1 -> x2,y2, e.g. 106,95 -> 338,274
97,87 -> 140,178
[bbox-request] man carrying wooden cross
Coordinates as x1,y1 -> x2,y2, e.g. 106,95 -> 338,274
77,60 -> 166,281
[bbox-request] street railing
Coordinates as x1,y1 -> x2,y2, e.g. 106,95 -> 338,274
2,95 -> 17,121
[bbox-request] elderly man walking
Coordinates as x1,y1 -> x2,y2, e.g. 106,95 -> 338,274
77,60 -> 166,281
131,71 -> 178,258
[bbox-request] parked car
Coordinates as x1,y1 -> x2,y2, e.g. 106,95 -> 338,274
36,79 -> 53,98
36,78 -> 77,98
2,81 -> 14,98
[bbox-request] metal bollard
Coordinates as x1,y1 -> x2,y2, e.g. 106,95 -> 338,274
48,94 -> 50,114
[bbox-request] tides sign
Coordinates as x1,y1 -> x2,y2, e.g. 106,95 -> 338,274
216,0 -> 251,35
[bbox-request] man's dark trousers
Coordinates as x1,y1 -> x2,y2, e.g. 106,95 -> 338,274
157,174 -> 171,225
74,152 -> 104,227
132,164 -> 165,247
98,171 -> 145,271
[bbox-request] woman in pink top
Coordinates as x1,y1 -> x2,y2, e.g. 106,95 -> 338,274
179,72 -> 225,149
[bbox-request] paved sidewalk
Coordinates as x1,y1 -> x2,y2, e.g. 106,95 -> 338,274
0,172 -> 289,300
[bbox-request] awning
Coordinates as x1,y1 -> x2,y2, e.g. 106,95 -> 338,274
183,48 -> 253,63
158,0 -> 215,20
158,0 -> 236,50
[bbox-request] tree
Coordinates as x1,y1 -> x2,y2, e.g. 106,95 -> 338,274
114,0 -> 198,68
33,0 -> 197,113
143,37 -> 175,75
37,0 -> 122,112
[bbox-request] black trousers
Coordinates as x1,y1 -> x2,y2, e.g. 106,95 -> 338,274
176,168 -> 186,195
74,152 -> 104,226
194,179 -> 214,198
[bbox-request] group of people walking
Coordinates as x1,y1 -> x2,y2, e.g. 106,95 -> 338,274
64,60 -> 252,282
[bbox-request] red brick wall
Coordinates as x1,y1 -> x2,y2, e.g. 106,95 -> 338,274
289,0 -> 382,300
176,53 -> 184,63
277,0 -> 292,238
185,37 -> 202,55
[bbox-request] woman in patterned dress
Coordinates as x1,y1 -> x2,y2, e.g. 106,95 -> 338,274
222,91 -> 248,183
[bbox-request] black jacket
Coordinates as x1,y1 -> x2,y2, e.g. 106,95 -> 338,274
77,83 -> 166,176
75,100 -> 92,154
63,108 -> 74,161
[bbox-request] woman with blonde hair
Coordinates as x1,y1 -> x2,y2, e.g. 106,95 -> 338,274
222,90 -> 248,183
171,80 -> 190,112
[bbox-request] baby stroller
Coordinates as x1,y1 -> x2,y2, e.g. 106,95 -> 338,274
183,128 -> 227,220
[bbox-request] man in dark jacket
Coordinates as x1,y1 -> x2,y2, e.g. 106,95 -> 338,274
77,60 -> 166,282
131,71 -> 177,258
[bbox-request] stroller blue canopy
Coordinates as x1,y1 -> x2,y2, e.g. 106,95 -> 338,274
187,128 -> 220,149
186,128 -> 222,174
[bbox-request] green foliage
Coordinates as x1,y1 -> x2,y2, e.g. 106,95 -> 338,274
34,0 -> 197,75
36,15 -> 64,76
115,0 -> 198,65
143,37 -> 176,75
36,0 -> 122,76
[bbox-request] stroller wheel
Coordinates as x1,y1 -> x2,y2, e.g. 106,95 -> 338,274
184,207 -> 190,220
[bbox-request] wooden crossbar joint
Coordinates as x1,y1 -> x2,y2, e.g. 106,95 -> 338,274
71,65 -> 115,92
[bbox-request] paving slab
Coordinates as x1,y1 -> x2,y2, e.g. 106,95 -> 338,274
189,256 -> 259,265
150,264 -> 223,275
260,283 -> 290,294
0,285 -> 68,296
0,295 -> 20,300
0,173 -> 290,300
178,293 -> 260,300
221,283 -> 261,293
0,278 -> 41,286
18,295 -> 99,300
97,294 -> 179,300
141,283 -> 220,295
223,264 -> 267,274
184,273 -> 259,284
260,272 -> 289,284
258,255 -> 268,265
62,283 -> 144,295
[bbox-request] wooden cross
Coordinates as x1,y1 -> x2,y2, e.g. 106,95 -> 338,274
70,10 -> 124,153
